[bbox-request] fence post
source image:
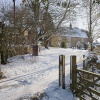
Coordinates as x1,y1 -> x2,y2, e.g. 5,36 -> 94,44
59,55 -> 61,87
83,55 -> 85,70
70,55 -> 77,92
70,56 -> 72,86
59,55 -> 65,89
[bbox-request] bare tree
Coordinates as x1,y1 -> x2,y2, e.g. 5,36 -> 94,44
0,3 -> 33,60
22,0 -> 77,48
81,0 -> 100,50
0,2 -> 10,64
12,0 -> 15,30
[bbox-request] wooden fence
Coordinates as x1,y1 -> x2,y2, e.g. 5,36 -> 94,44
59,55 -> 65,89
70,55 -> 100,100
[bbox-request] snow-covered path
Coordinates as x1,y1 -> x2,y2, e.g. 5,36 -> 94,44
0,48 -> 88,100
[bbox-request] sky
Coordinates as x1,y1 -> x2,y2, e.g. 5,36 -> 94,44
0,0 -> 22,6
0,0 -> 87,29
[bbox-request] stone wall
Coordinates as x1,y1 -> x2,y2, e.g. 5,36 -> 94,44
50,34 -> 68,48
71,37 -> 88,47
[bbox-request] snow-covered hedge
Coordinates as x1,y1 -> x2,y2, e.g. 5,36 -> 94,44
94,47 -> 100,55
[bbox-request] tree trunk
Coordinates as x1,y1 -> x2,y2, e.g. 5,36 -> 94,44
1,51 -> 6,64
44,39 -> 49,49
89,0 -> 93,51
5,50 -> 8,62
32,46 -> 38,56
90,42 -> 93,51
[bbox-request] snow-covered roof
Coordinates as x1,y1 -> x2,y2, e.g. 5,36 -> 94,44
57,27 -> 88,38
93,42 -> 100,46
95,44 -> 100,46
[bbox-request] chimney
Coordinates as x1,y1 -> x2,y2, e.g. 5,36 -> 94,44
69,23 -> 72,29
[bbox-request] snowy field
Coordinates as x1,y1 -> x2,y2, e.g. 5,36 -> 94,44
0,48 -> 88,100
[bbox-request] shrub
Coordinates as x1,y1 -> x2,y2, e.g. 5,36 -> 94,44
61,42 -> 66,48
31,92 -> 47,100
31,96 -> 39,100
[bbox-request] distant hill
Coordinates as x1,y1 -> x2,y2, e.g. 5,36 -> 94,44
57,27 -> 88,38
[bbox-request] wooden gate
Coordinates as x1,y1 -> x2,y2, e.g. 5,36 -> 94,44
70,55 -> 100,100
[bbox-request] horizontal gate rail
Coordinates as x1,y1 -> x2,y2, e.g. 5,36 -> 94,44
77,95 -> 86,100
77,82 -> 100,96
76,68 -> 100,99
77,68 -> 100,77
82,92 -> 98,100
77,77 -> 100,87
70,55 -> 100,100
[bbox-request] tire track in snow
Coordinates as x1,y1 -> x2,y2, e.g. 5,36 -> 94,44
0,50 -> 87,86
0,65 -> 57,86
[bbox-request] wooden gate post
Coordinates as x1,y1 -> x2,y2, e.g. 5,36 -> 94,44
70,56 -> 72,83
83,55 -> 85,70
59,55 -> 61,87
70,55 -> 77,92
59,55 -> 65,89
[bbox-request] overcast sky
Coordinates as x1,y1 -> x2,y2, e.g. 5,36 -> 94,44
0,0 -> 21,6
0,0 -> 86,29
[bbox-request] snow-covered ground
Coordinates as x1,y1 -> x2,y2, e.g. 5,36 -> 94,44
0,48 -> 88,100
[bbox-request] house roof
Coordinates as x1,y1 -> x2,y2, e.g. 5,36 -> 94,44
57,27 -> 88,38
92,42 -> 100,46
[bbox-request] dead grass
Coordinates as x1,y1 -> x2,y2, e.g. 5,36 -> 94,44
0,70 -> 3,79
31,92 -> 48,100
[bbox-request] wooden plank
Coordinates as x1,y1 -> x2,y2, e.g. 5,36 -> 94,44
77,82 -> 100,96
62,55 -> 65,89
88,87 -> 100,96
77,77 -> 100,87
59,55 -> 65,89
76,68 -> 100,77
83,55 -> 85,70
77,69 -> 100,90
77,94 -> 86,100
77,82 -> 88,95
70,56 -> 72,90
71,56 -> 77,90
83,92 -> 98,100
59,55 -> 61,87
70,56 -> 72,80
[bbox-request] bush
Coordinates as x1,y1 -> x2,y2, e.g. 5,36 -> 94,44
9,46 -> 28,57
61,42 -> 66,48
31,96 -> 39,100
31,92 -> 47,100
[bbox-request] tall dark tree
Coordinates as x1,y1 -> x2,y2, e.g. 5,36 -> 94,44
42,10 -> 55,48
0,22 -> 7,64
13,0 -> 16,29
